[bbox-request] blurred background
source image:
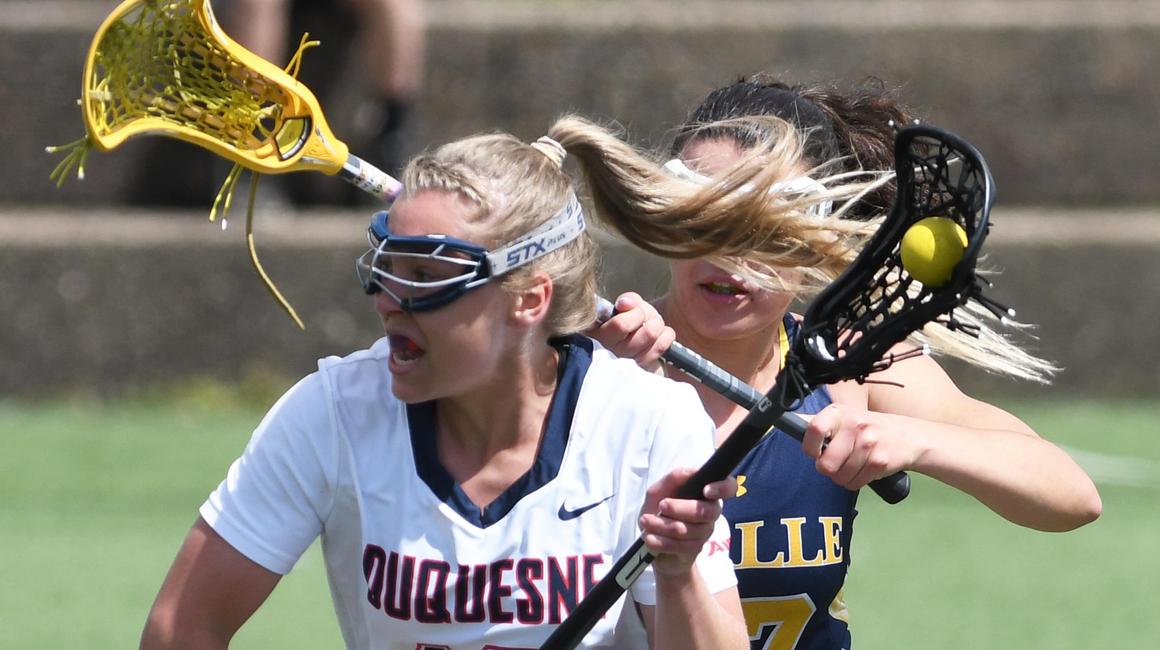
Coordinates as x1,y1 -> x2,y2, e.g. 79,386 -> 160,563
2,0 -> 1158,648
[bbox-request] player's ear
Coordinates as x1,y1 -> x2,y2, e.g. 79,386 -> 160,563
511,272 -> 553,326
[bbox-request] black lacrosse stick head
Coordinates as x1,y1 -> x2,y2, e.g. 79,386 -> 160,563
787,124 -> 999,390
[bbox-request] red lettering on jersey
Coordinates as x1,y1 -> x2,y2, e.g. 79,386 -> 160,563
415,560 -> 452,623
547,556 -> 579,624
707,538 -> 732,556
363,547 -> 606,626
514,558 -> 545,624
454,564 -> 488,623
488,559 -> 515,623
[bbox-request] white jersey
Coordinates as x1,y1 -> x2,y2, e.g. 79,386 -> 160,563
200,335 -> 736,649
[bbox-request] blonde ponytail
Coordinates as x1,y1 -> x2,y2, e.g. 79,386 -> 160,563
547,113 -> 1055,382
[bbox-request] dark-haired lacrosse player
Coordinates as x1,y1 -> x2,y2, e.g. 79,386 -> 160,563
143,117 -> 851,649
590,75 -> 1102,650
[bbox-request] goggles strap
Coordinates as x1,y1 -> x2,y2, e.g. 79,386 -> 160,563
486,193 -> 587,275
663,158 -> 833,218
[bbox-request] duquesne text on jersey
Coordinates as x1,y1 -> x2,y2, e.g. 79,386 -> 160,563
363,546 -> 606,624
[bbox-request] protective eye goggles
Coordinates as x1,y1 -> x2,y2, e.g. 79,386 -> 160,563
356,193 -> 586,312
663,158 -> 833,218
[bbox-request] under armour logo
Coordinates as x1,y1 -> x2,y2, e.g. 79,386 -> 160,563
557,494 -> 615,521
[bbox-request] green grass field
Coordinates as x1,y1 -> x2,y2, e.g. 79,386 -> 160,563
1,397 -> 1156,648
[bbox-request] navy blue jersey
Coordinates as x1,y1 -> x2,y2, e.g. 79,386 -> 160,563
725,315 -> 858,650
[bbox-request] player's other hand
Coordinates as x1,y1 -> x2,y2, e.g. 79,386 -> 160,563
588,292 -> 674,373
802,403 -> 918,491
639,467 -> 737,575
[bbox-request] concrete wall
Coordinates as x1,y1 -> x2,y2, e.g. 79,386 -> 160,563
7,1 -> 1160,207
4,207 -> 1158,400
2,1 -> 1158,399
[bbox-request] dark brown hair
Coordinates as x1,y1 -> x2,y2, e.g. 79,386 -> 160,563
673,74 -> 917,219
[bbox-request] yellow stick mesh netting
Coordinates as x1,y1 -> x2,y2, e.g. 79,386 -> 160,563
47,0 -> 338,330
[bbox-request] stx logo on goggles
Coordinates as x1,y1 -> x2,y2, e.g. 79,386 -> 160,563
506,239 -> 549,268
490,195 -> 586,275
504,228 -> 575,268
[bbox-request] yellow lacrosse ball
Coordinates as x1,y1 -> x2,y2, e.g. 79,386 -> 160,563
900,217 -> 968,286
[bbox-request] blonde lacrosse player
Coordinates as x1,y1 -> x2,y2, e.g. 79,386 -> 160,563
590,75 -> 1103,650
142,113 -> 880,649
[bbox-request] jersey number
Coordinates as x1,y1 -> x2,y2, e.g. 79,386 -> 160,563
742,594 -> 815,650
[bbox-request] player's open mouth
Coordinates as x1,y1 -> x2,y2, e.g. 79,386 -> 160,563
700,281 -> 747,296
389,335 -> 425,366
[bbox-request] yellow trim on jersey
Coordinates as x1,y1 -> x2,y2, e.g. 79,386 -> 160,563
779,318 -> 790,369
828,587 -> 850,623
724,319 -> 791,468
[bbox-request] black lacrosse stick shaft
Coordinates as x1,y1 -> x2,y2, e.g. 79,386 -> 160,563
539,372 -> 808,650
594,298 -> 910,505
655,338 -> 909,504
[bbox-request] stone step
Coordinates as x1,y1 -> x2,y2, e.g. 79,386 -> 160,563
1,206 -> 1156,399
7,1 -> 1160,206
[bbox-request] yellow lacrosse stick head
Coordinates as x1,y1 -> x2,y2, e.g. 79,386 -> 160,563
81,0 -> 349,176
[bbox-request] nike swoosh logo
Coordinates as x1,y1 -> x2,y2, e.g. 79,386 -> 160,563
558,494 -> 615,521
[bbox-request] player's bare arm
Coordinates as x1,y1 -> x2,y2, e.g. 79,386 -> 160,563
637,469 -> 747,650
140,518 -> 281,649
815,348 -> 1101,531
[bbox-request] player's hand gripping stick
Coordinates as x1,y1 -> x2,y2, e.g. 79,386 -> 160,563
594,297 -> 911,505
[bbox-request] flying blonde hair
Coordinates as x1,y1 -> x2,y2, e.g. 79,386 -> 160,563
397,115 -> 1053,382
547,114 -> 1055,383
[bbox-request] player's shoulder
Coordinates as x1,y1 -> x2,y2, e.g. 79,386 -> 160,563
317,337 -> 392,371
300,338 -> 411,451
314,337 -> 396,402
587,339 -> 699,399
253,340 -> 393,431
576,339 -> 718,476
581,338 -> 709,431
